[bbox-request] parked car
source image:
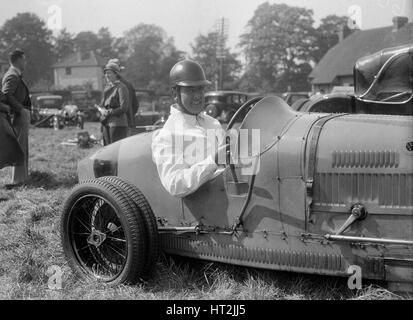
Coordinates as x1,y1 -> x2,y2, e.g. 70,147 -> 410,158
61,45 -> 413,292
281,92 -> 310,106
62,104 -> 84,129
133,90 -> 165,134
71,90 -> 102,122
32,95 -> 65,129
205,91 -> 249,123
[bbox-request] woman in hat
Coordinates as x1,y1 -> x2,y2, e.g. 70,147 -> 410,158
99,61 -> 130,145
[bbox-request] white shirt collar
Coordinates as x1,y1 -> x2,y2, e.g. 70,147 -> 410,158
170,104 -> 208,126
11,65 -> 22,76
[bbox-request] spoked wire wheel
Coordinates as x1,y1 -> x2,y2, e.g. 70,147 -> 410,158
61,179 -> 146,285
100,176 -> 159,279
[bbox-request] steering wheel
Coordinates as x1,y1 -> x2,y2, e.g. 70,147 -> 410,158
227,97 -> 264,131
225,97 -> 264,183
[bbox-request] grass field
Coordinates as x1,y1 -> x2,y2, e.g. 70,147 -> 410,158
0,122 -> 408,300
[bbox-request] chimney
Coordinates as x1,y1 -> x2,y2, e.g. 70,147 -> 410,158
392,16 -> 408,31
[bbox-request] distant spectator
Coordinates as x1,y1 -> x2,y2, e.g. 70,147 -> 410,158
1,49 -> 31,189
107,58 -> 139,135
99,61 -> 130,145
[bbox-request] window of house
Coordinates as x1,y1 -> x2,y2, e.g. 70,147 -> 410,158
65,67 -> 72,75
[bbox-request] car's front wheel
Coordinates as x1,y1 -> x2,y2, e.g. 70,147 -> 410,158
61,178 -> 147,285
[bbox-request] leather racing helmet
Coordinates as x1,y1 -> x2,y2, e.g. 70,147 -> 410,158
170,60 -> 211,87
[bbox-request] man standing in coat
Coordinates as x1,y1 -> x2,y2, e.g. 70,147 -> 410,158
0,90 -> 24,171
1,49 -> 31,189
107,58 -> 139,135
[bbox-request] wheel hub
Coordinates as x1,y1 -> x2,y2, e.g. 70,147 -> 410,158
87,230 -> 107,247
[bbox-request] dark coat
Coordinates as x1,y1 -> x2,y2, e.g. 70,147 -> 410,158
100,81 -> 129,127
0,91 -> 24,169
1,66 -> 31,114
120,77 -> 139,127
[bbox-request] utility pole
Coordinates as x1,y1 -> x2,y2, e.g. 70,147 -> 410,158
214,17 -> 229,90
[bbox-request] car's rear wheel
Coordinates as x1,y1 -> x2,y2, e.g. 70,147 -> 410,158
61,178 -> 146,285
100,176 -> 159,279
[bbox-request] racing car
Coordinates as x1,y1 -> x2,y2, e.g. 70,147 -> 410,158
61,44 -> 413,292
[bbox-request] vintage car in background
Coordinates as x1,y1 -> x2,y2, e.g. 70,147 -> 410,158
62,104 -> 84,129
133,90 -> 167,134
32,95 -> 65,129
156,95 -> 173,113
61,45 -> 413,292
71,90 -> 102,122
291,93 -> 353,113
205,91 -> 249,123
281,91 -> 310,106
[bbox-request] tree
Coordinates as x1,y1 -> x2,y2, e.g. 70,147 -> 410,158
96,27 -> 124,59
239,2 -> 317,92
53,28 -> 75,62
120,23 -> 184,93
312,15 -> 355,63
73,31 -> 100,53
191,31 -> 242,90
0,12 -> 54,86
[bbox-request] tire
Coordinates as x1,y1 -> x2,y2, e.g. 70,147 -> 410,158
100,176 -> 159,279
61,178 -> 147,285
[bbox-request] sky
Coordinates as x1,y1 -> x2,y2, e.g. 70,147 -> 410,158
0,0 -> 412,54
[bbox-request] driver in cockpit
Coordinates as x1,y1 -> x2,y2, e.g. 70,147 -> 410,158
151,60 -> 228,198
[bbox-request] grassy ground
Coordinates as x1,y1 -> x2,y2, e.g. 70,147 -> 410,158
0,123 -> 408,300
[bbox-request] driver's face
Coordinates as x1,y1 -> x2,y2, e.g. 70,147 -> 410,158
179,86 -> 205,115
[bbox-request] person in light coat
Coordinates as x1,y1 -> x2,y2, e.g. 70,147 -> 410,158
152,60 -> 228,198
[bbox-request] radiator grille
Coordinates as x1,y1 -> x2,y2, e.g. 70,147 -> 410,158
332,150 -> 399,168
314,173 -> 413,207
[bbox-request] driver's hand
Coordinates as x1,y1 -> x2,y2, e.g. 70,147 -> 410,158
214,144 -> 230,166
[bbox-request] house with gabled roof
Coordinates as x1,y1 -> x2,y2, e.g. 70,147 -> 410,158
52,50 -> 106,91
309,16 -> 413,94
